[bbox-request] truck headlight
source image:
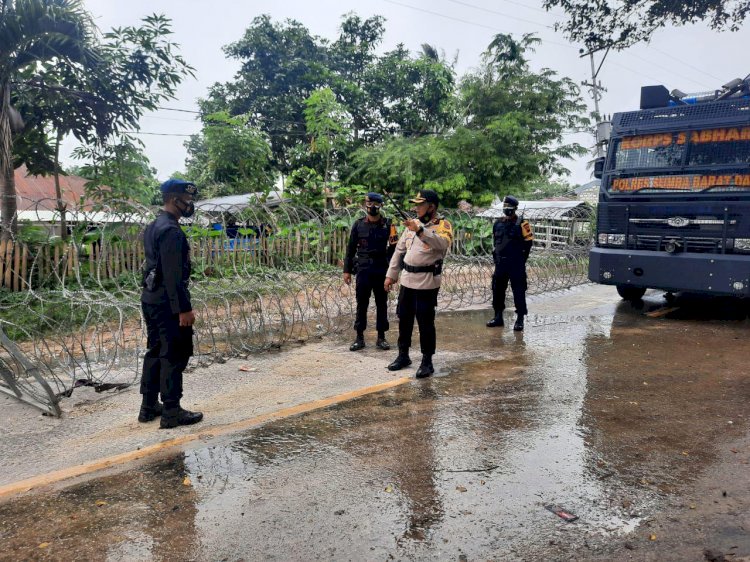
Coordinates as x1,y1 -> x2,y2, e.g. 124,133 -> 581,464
598,233 -> 625,246
734,238 -> 750,252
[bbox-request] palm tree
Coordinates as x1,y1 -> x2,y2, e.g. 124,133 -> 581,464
0,0 -> 97,239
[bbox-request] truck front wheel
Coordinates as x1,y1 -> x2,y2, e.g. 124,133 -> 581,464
616,285 -> 646,301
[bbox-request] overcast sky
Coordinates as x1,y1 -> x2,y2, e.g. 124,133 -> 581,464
62,0 -> 750,187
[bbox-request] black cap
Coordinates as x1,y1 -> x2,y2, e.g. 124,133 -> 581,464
160,178 -> 198,196
365,192 -> 384,204
410,189 -> 439,205
502,195 -> 519,208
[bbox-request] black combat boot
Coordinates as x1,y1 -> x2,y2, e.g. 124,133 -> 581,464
415,355 -> 435,378
349,333 -> 365,351
160,405 -> 204,429
376,332 -> 390,350
486,313 -> 504,327
137,394 -> 163,423
513,314 -> 525,331
388,349 -> 412,371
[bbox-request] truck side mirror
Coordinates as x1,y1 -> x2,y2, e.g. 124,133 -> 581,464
593,157 -> 605,179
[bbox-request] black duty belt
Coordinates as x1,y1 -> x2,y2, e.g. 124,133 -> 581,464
403,259 -> 443,275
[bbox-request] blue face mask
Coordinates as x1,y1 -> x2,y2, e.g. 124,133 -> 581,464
503,208 -> 515,217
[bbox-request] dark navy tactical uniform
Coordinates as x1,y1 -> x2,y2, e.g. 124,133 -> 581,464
140,210 -> 194,411
491,214 -> 534,319
344,216 -> 398,337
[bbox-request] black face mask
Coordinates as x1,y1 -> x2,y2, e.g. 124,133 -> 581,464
503,208 -> 515,217
176,198 -> 195,218
367,206 -> 381,217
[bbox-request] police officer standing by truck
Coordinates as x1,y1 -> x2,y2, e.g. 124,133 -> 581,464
139,178 -> 204,429
343,192 -> 398,351
384,190 -> 453,378
486,195 -> 534,331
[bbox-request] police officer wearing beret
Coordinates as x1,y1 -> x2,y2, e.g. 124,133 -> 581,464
385,190 -> 453,378
486,195 -> 534,331
139,178 -> 204,429
344,192 -> 398,351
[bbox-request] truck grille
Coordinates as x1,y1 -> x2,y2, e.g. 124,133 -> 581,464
598,202 -> 750,254
630,235 -> 722,253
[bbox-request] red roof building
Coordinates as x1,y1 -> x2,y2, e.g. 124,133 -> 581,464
13,165 -> 97,212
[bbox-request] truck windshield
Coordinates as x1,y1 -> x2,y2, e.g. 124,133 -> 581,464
608,126 -> 750,193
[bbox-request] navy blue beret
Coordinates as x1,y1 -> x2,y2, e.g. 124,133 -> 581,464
160,178 -> 198,195
365,192 -> 384,204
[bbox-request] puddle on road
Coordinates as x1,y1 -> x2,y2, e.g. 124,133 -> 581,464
1,293 -> 749,561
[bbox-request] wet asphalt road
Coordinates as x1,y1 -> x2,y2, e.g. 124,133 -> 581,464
1,285 -> 749,561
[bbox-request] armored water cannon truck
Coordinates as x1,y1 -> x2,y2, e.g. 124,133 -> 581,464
589,75 -> 750,301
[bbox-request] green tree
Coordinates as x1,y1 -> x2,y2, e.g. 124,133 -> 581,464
544,0 -> 749,49
456,33 -> 588,191
285,166 -> 326,210
349,34 -> 588,206
201,13 -> 458,185
71,135 -> 159,206
3,5 -> 193,237
367,43 -> 457,138
202,15 -> 326,176
327,14 -> 385,144
348,135 -> 459,201
0,0 -> 98,239
185,112 -> 275,198
303,88 -> 351,189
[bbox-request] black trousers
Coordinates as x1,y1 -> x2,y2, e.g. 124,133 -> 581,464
492,261 -> 528,317
140,302 -> 194,407
396,286 -> 440,356
354,271 -> 389,334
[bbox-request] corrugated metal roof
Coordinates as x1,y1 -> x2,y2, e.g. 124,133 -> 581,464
477,200 -> 593,220
195,191 -> 285,213
15,210 -> 145,224
12,165 -> 97,212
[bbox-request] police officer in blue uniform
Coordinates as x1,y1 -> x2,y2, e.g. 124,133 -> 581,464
139,178 -> 204,429
344,192 -> 398,351
486,195 -> 534,331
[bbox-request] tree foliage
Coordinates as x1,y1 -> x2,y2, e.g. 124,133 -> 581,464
72,136 -> 159,205
1,2 -> 192,237
201,14 -> 325,175
303,87 -> 351,187
200,13 -> 457,181
543,0 -> 750,49
349,34 -> 588,207
0,0 -> 99,238
184,112 -> 275,198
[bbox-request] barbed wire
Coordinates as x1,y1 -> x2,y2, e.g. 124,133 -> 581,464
0,198 -> 594,416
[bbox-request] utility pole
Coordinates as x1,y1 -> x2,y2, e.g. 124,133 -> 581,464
580,46 -> 610,157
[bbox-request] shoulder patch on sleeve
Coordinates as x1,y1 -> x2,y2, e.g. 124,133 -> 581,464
389,223 -> 399,244
435,219 -> 454,244
521,220 -> 534,241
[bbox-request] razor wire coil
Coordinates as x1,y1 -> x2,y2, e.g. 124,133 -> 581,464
0,198 -> 594,415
